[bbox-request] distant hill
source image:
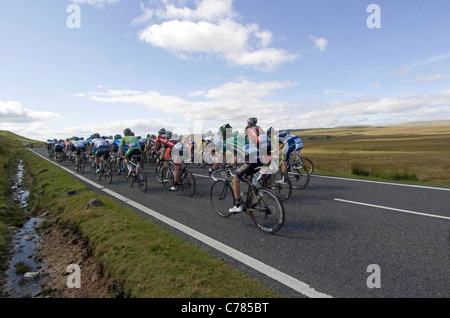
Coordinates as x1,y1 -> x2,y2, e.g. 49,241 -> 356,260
0,130 -> 45,149
386,120 -> 450,127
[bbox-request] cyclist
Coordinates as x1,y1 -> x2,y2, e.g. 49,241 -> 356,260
145,134 -> 156,153
276,130 -> 304,183
230,119 -> 270,213
54,139 -> 64,161
208,124 -> 245,173
153,129 -> 183,191
72,137 -> 87,170
89,134 -> 110,173
46,139 -> 53,156
110,134 -> 123,172
120,128 -> 142,176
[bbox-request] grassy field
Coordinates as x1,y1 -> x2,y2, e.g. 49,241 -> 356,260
291,122 -> 450,187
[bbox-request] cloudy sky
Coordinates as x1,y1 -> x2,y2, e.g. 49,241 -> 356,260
1,0 -> 450,140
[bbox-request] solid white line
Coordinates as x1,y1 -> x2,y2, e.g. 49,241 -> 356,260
29,149 -> 332,298
335,198 -> 450,221
313,175 -> 450,191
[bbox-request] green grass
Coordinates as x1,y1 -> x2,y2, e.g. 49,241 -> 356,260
293,124 -> 450,187
23,147 -> 282,298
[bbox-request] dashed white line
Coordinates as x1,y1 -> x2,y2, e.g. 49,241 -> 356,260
335,198 -> 450,221
314,174 -> 450,191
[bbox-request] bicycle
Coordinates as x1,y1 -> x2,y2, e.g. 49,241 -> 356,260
96,154 -> 113,184
148,151 -> 160,167
282,153 -> 310,190
75,151 -> 86,174
161,160 -> 196,196
125,154 -> 147,193
252,168 -> 292,202
298,156 -> 314,175
55,151 -> 66,164
210,167 -> 285,234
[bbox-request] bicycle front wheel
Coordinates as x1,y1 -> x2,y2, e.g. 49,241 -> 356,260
210,180 -> 235,218
299,157 -> 314,175
137,170 -> 147,193
105,163 -> 113,184
155,162 -> 164,183
265,172 -> 292,202
247,188 -> 285,234
180,169 -> 196,197
161,167 -> 174,191
290,162 -> 310,190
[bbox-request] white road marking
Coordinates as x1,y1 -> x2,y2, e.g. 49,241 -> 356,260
314,175 -> 450,191
30,149 -> 332,298
335,198 -> 450,220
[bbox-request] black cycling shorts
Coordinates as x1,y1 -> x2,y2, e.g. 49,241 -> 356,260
235,161 -> 263,180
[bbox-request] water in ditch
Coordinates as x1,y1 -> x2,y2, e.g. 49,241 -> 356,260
2,161 -> 46,298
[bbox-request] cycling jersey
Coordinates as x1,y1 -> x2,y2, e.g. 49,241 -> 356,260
73,140 -> 87,155
121,136 -> 141,158
110,139 -> 122,154
279,134 -> 303,161
54,142 -> 64,153
92,138 -> 110,157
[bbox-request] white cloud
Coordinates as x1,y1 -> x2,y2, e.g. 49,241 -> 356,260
310,36 -> 328,52
78,79 -> 450,131
136,0 -> 299,71
0,100 -> 60,123
70,0 -> 119,8
393,66 -> 412,77
413,73 -> 450,82
413,53 -> 450,67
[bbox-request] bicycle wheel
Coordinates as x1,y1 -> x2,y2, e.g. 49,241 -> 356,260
247,187 -> 285,234
180,169 -> 196,197
137,170 -> 147,193
96,163 -> 102,181
148,154 -> 157,167
155,162 -> 164,183
79,162 -> 85,174
266,172 -> 292,202
161,167 -> 174,191
210,180 -> 234,218
105,163 -> 113,184
299,157 -> 314,175
126,167 -> 135,188
290,162 -> 310,190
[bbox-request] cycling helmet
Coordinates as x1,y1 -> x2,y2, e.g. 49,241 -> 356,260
166,131 -> 172,140
247,117 -> 258,126
123,128 -> 132,136
93,133 -> 101,139
150,134 -> 156,139
218,123 -> 232,135
158,128 -> 166,135
114,134 -> 122,140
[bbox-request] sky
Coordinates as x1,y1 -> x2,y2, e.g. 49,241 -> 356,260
1,0 -> 450,141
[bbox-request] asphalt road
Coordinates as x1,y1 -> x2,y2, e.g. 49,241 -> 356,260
31,148 -> 450,298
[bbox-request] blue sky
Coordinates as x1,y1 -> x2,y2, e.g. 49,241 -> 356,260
1,0 -> 450,141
